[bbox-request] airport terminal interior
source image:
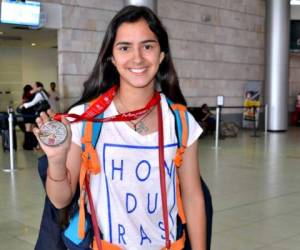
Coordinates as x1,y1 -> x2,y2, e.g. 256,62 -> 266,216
1,0 -> 300,250
1,129 -> 300,250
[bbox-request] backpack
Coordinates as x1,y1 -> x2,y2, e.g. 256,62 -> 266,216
35,99 -> 213,250
221,122 -> 239,138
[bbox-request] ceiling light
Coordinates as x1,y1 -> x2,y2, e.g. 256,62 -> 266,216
291,0 -> 300,5
31,42 -> 36,46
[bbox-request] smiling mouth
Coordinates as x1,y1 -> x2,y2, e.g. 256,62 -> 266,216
129,68 -> 147,73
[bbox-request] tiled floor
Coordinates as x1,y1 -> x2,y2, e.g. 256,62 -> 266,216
0,128 -> 300,250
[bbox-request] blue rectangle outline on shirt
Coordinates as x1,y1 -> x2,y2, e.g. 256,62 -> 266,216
103,143 -> 178,244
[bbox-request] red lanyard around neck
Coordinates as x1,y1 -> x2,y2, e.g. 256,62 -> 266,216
53,85 -> 160,123
157,101 -> 171,249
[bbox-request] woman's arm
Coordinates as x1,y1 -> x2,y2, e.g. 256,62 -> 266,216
23,92 -> 44,109
177,140 -> 206,249
34,112 -> 82,209
201,113 -> 210,122
45,142 -> 82,208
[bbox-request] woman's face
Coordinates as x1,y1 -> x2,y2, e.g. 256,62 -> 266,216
112,19 -> 164,90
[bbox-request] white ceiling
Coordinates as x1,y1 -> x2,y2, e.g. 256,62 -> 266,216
0,23 -> 57,48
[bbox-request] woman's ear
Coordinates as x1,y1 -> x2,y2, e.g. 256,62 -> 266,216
159,52 -> 165,64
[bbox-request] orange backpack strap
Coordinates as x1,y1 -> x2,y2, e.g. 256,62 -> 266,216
167,101 -> 189,168
167,99 -> 190,227
78,103 -> 104,239
92,238 -> 121,250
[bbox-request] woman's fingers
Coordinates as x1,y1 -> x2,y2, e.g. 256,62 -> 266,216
35,110 -> 53,128
35,117 -> 43,128
32,127 -> 42,145
40,111 -> 50,124
47,109 -> 55,119
61,115 -> 69,125
61,115 -> 72,138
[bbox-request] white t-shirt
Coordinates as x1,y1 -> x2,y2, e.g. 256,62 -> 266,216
48,89 -> 60,112
70,94 -> 202,250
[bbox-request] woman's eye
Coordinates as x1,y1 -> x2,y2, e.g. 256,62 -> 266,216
119,46 -> 129,51
144,44 -> 153,50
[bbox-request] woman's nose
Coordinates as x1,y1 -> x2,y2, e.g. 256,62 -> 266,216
132,48 -> 143,63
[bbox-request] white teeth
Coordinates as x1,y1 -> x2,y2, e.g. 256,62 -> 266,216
129,68 -> 146,73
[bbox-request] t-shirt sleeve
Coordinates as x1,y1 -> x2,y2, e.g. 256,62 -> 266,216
187,111 -> 203,147
68,105 -> 84,147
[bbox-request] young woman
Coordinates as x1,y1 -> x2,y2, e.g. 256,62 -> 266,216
34,6 -> 206,250
20,84 -> 36,149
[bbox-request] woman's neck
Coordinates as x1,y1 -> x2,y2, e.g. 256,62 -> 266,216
116,85 -> 156,111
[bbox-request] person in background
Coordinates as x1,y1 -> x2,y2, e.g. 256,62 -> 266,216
20,81 -> 50,111
48,82 -> 60,112
19,84 -> 37,150
20,82 -> 49,150
22,84 -> 34,103
199,103 -> 216,135
295,93 -> 300,125
21,84 -> 35,122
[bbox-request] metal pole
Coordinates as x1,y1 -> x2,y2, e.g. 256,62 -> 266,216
215,106 -> 220,148
253,106 -> 257,136
251,106 -> 260,137
8,108 -> 15,171
124,0 -> 157,13
3,107 -> 16,172
264,104 -> 268,134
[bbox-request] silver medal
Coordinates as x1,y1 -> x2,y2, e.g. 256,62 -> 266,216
39,120 -> 67,147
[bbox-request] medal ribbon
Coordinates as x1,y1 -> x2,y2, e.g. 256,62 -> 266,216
53,85 -> 161,123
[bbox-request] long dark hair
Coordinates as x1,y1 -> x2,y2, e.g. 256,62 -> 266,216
22,84 -> 34,102
71,5 -> 186,109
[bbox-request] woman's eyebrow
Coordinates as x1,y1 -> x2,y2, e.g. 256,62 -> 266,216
141,39 -> 158,44
114,39 -> 158,46
115,41 -> 131,46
